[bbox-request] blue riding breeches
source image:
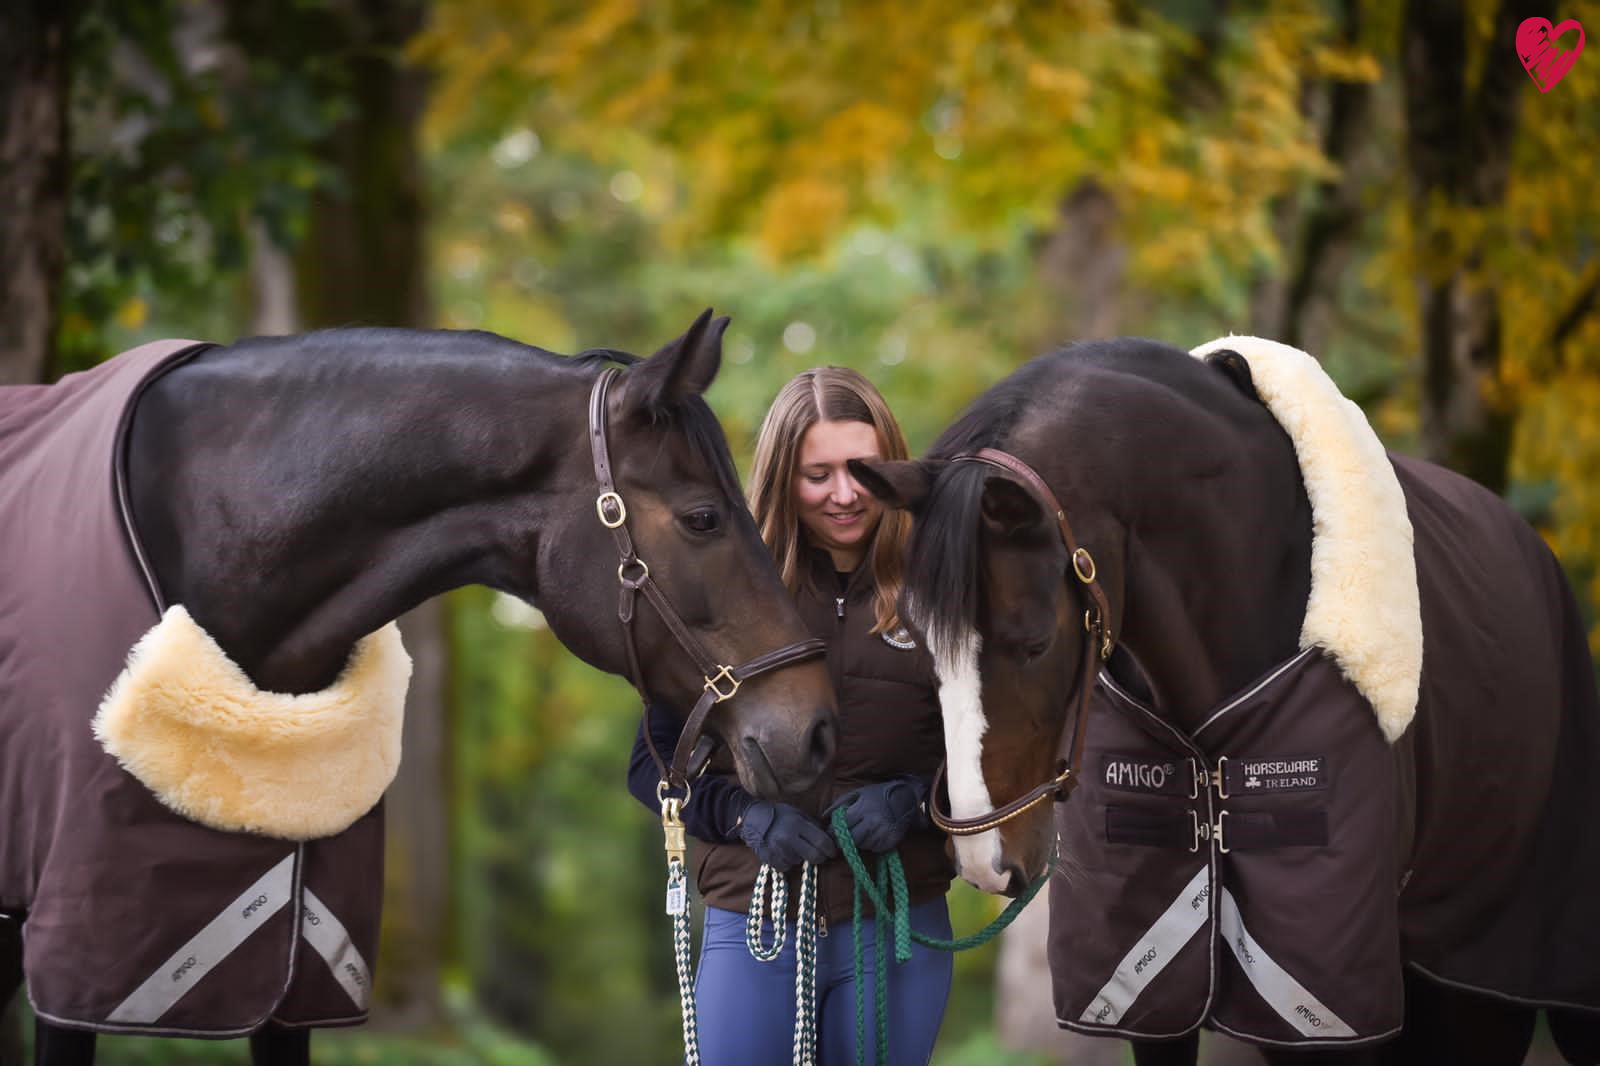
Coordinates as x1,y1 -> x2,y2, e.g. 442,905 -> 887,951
691,898 -> 954,1066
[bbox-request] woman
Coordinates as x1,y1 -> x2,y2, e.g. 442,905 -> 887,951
628,366 -> 954,1065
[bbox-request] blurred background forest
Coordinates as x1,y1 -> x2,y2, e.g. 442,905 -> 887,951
2,0 -> 1597,1064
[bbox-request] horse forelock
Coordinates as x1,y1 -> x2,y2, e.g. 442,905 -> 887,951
905,461 -> 988,676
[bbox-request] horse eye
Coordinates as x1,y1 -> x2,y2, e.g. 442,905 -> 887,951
682,508 -> 720,535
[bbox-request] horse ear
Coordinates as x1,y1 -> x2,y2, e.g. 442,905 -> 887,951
624,308 -> 729,414
849,459 -> 943,512
981,475 -> 1044,536
1204,348 -> 1260,402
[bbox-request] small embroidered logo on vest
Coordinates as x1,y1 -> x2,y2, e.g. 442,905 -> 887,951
1133,947 -> 1159,974
241,893 -> 271,919
1190,883 -> 1210,911
1296,1003 -> 1326,1028
881,626 -> 918,650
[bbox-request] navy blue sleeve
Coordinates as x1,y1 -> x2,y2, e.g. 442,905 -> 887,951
626,705 -> 753,845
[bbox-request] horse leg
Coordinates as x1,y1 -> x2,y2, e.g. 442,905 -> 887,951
1549,1007 -> 1600,1066
1131,1033 -> 1199,1066
30,1021 -> 94,1066
248,1022 -> 309,1066
1376,970 -> 1534,1066
1,914 -> 22,1066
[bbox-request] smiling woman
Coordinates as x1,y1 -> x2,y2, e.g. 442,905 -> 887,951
627,366 -> 956,1065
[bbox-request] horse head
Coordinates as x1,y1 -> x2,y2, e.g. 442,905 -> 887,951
537,310 -> 838,799
854,339 -> 1308,893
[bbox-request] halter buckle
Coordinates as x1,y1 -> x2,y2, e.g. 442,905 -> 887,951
596,491 -> 627,528
703,665 -> 741,702
1073,548 -> 1097,584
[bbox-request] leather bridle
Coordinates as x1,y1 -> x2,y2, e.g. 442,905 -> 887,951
927,447 -> 1114,837
587,367 -> 828,793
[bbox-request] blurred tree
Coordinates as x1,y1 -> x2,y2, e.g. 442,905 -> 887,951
0,0 -> 70,386
1402,0 -> 1539,493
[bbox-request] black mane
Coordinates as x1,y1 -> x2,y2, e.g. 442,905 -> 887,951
908,340 -> 1180,660
908,348 -> 1074,661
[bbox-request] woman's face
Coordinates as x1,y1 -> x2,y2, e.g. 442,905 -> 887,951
793,418 -> 884,570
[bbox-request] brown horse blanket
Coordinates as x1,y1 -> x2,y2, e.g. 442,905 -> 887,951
1050,336 -> 1600,1048
1,341 -> 384,1035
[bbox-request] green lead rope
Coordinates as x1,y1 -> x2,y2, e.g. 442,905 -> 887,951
829,806 -> 1048,1066
741,811 -> 1049,1066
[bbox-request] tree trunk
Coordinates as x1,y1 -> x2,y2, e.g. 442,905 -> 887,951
0,3 -> 71,1057
274,0 -> 444,1028
1033,179 -> 1130,345
0,0 -> 71,386
1403,0 -> 1537,492
1252,0 -> 1372,357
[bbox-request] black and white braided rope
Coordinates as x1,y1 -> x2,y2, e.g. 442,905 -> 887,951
790,862 -> 819,1066
744,862 -> 820,1066
668,857 -> 701,1066
746,863 -> 790,961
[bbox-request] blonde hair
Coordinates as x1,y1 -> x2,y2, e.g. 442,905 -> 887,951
748,367 -> 912,635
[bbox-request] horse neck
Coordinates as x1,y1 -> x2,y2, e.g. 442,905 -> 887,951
131,334 -> 597,693
1041,375 -> 1312,736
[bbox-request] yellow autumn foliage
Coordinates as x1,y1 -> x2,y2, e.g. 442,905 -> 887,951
415,0 -> 1600,645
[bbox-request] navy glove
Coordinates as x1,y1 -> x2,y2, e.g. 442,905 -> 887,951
826,778 -> 929,854
738,801 -> 839,870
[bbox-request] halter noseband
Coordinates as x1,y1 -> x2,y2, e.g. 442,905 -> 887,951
926,447 -> 1114,837
588,367 -> 828,792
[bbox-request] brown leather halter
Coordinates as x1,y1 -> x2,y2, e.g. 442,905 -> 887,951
588,367 -> 828,793
927,447 -> 1114,836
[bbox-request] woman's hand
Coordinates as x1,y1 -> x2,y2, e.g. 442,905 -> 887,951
738,801 -> 840,870
826,778 -> 929,854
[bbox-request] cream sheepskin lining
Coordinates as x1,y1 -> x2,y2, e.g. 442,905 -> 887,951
94,605 -> 411,840
1190,335 -> 1422,742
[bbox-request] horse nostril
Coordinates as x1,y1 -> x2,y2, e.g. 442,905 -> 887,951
1002,863 -> 1027,898
807,714 -> 837,773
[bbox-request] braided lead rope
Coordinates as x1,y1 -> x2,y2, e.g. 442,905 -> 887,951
745,863 -> 790,961
791,863 -> 819,1066
667,857 -> 701,1066
745,863 -> 820,1065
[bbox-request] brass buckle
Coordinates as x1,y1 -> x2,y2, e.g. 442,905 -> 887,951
596,491 -> 627,528
704,665 -> 741,702
1073,548 -> 1097,584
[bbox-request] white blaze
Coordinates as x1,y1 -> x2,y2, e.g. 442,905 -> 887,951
927,628 -> 1010,894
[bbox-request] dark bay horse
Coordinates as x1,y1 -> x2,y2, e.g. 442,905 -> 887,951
853,336 -> 1600,1066
0,310 -> 835,1064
